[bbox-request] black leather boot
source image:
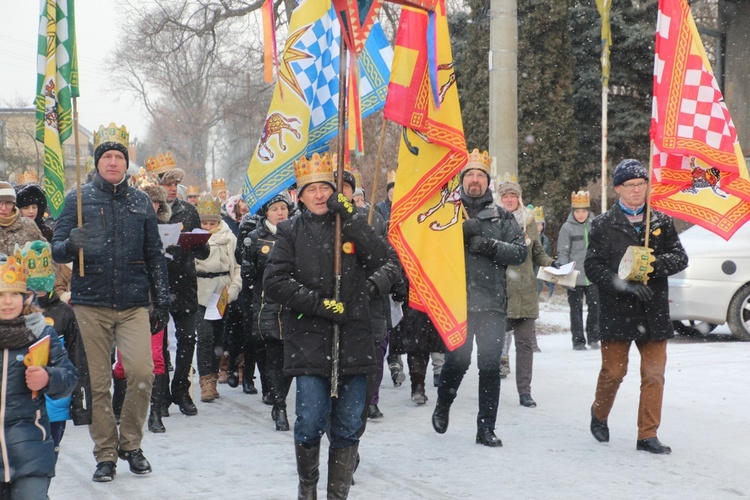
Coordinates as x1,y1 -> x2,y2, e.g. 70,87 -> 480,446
112,377 -> 127,424
432,401 -> 450,434
227,355 -> 240,388
295,441 -> 320,500
327,444 -> 359,500
590,405 -> 610,443
272,401 -> 290,431
636,437 -> 671,454
148,374 -> 167,433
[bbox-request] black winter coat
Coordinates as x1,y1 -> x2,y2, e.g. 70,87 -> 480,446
166,200 -> 209,315
362,207 -> 402,340
263,209 -> 388,378
51,174 -> 170,309
584,204 -> 688,342
37,292 -> 92,426
245,221 -> 284,341
461,189 -> 528,313
0,316 -> 78,482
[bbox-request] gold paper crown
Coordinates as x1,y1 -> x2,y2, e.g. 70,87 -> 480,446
211,178 -> 227,196
571,190 -> 590,208
84,156 -> 95,173
18,171 -> 39,185
94,123 -> 129,151
0,254 -> 28,293
463,149 -> 491,174
331,153 -> 352,172
533,206 -> 545,223
294,153 -> 334,189
18,242 -> 52,279
197,194 -> 222,217
145,152 -> 176,175
386,170 -> 397,185
128,168 -> 158,190
186,185 -> 201,197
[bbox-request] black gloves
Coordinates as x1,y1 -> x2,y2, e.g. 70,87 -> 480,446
327,193 -> 355,221
165,245 -> 183,260
463,218 -> 481,240
69,226 -> 89,252
366,279 -> 379,300
316,298 -> 347,324
623,282 -> 654,301
149,307 -> 170,335
468,236 -> 497,257
550,261 -> 562,269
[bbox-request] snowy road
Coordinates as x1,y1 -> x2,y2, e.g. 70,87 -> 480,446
49,301 -> 750,499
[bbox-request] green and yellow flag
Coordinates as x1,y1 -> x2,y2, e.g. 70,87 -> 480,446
35,0 -> 78,217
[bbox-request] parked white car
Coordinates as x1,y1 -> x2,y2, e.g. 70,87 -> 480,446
669,222 -> 750,340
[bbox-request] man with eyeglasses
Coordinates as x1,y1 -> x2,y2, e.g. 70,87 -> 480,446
584,159 -> 687,455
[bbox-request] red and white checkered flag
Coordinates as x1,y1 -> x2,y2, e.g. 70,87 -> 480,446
649,0 -> 750,240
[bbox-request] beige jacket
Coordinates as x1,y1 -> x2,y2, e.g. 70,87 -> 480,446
195,221 -> 242,307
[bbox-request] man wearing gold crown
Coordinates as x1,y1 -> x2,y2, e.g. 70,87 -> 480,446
52,123 -> 171,481
585,159 -> 687,455
431,150 -> 527,448
148,152 -> 210,418
557,191 -> 600,350
263,152 -> 388,498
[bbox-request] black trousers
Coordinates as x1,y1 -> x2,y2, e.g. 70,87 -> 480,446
437,311 -> 505,430
567,284 -> 600,346
170,311 -> 197,396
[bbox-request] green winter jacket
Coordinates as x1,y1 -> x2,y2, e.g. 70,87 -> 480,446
506,208 -> 555,319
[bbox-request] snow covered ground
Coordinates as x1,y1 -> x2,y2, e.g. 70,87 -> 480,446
49,295 -> 750,499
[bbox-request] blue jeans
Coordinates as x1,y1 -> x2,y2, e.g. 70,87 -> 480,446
294,375 -> 367,450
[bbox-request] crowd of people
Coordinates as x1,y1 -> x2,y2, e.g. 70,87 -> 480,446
0,121 -> 688,498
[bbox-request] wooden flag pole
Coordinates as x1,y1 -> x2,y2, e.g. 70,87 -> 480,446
644,141 -> 654,249
72,96 -> 84,277
330,37 -> 348,398
367,117 -> 387,225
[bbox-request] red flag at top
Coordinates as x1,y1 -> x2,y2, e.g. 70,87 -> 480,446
650,0 -> 750,239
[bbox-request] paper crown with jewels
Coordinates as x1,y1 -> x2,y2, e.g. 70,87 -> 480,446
94,123 -> 129,151
211,178 -> 227,196
128,168 -> 158,190
197,194 -> 222,221
294,153 -> 334,192
145,152 -> 176,176
17,171 -> 39,185
0,252 -> 28,294
16,241 -> 54,293
186,185 -> 201,197
461,149 -> 491,177
571,190 -> 590,208
532,206 -> 545,223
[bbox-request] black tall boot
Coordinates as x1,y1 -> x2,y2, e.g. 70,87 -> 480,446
268,369 -> 290,431
161,374 -> 171,417
226,355 -> 240,388
148,374 -> 167,433
410,372 -> 428,405
295,441 -> 320,500
272,401 -> 290,431
327,444 -> 359,500
112,377 -> 127,425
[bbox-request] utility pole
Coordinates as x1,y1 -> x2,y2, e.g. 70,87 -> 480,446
489,0 -> 518,182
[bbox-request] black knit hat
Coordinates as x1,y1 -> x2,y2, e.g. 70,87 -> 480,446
14,184 -> 47,214
94,142 -> 129,170
334,170 -> 356,192
258,193 -> 292,217
613,159 -> 648,187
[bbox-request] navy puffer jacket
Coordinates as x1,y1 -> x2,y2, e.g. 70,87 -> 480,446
51,173 -> 170,310
0,313 -> 78,482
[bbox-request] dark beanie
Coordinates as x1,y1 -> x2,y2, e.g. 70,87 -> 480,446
94,142 -> 129,170
613,159 -> 648,187
334,171 -> 356,192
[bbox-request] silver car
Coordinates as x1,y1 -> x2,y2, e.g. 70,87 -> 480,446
669,222 -> 750,341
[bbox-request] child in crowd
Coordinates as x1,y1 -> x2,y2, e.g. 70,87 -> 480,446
0,251 -> 78,497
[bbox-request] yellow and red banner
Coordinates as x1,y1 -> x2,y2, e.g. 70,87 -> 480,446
650,0 -> 750,239
385,0 -> 468,351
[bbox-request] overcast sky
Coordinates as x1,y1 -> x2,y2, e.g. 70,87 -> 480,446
0,0 -> 149,139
